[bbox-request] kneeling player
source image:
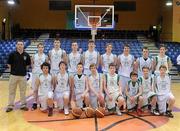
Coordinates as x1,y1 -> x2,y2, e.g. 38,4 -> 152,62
36,62 -> 54,116
139,67 -> 159,115
88,64 -> 105,117
125,72 -> 143,116
104,63 -> 125,116
155,65 -> 175,117
70,63 -> 94,118
54,61 -> 70,115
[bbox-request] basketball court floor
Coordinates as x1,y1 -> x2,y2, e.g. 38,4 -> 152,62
0,81 -> 180,131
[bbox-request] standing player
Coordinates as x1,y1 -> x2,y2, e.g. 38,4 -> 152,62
139,67 -> 159,115
103,63 -> 125,116
153,44 -> 172,75
125,72 -> 143,116
154,65 -> 175,117
135,47 -> 153,77
54,61 -> 70,115
36,62 -> 54,116
100,43 -> 117,74
67,41 -> 82,76
49,39 -> 67,76
31,43 -> 48,110
83,40 -> 100,76
70,63 -> 89,109
88,64 -> 105,109
117,44 -> 135,95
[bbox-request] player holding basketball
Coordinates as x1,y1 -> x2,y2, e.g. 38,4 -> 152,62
31,43 -> 48,110
49,39 -> 67,76
104,63 -> 125,116
125,72 -> 143,116
153,44 -> 172,76
54,61 -> 70,115
36,62 -> 54,116
70,62 -> 89,109
88,64 -> 105,109
100,43 -> 117,74
117,44 -> 135,96
154,65 -> 175,117
83,40 -> 100,76
139,67 -> 159,115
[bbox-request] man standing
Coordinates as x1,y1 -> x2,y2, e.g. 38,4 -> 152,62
6,40 -> 31,112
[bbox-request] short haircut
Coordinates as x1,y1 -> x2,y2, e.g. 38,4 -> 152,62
37,43 -> 44,47
123,44 -> 130,49
77,62 -> 83,67
16,39 -> 24,44
88,39 -> 94,43
59,61 -> 67,67
54,38 -> 60,42
159,44 -> 166,49
130,71 -> 138,77
142,66 -> 150,71
159,65 -> 167,70
142,46 -> 149,51
41,62 -> 51,71
89,63 -> 96,69
105,43 -> 113,48
109,63 -> 116,68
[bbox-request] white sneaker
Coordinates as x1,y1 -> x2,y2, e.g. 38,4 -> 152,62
116,107 -> 122,116
64,107 -> 69,115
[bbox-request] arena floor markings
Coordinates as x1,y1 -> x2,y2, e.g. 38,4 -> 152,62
0,81 -> 180,131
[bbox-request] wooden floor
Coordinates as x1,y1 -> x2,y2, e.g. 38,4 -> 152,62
0,80 -> 180,131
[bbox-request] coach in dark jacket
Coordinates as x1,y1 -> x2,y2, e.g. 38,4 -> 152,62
6,40 -> 31,112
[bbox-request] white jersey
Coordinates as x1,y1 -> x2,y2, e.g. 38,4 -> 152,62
118,54 -> 134,77
84,50 -> 99,69
74,74 -> 86,94
155,75 -> 171,95
139,76 -> 153,94
106,73 -> 120,94
38,74 -> 52,96
89,73 -> 101,96
137,57 -> 153,76
55,72 -> 69,93
32,53 -> 47,74
127,80 -> 140,96
68,52 -> 82,73
49,48 -> 66,71
155,55 -> 170,74
101,53 -> 116,73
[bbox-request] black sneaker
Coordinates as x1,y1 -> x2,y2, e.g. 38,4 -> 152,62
48,107 -> 53,117
166,110 -> 174,118
31,103 -> 37,110
6,108 -> 13,112
151,109 -> 160,116
20,106 -> 29,111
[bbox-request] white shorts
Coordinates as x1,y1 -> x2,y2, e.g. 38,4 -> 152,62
31,73 -> 39,91
75,93 -> 89,108
142,91 -> 156,106
157,92 -> 175,113
126,96 -> 139,110
54,91 -> 70,109
105,92 -> 123,109
39,91 -> 53,110
119,76 -> 130,95
89,93 -> 104,109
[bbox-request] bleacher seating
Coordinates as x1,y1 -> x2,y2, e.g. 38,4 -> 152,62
163,42 -> 180,65
0,39 -> 30,75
